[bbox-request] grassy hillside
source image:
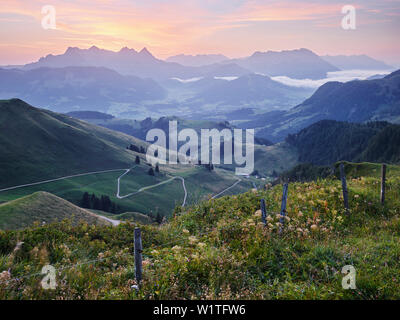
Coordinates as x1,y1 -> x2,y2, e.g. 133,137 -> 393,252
0,99 -> 259,225
286,120 -> 400,165
218,142 -> 298,178
0,191 -> 110,230
0,99 -> 146,188
0,164 -> 254,219
1,162 -> 399,299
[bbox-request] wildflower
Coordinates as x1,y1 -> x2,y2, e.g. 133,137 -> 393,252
197,242 -> 206,248
310,224 -> 319,232
142,259 -> 151,267
266,216 -> 273,222
188,236 -> 198,244
0,270 -> 11,282
298,211 -> 303,217
285,216 -> 291,222
296,228 -> 303,233
151,250 -> 159,255
172,245 -> 181,251
254,209 -> 262,217
182,229 -> 189,234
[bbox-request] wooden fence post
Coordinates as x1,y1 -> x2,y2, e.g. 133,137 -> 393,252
280,183 -> 288,225
260,199 -> 267,225
134,227 -> 143,286
340,163 -> 349,214
381,164 -> 386,205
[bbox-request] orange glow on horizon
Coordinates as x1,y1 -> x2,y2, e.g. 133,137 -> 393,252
0,0 -> 399,65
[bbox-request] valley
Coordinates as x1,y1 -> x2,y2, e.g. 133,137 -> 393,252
1,0 -> 400,303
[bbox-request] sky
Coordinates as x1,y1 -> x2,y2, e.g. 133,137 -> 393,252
0,0 -> 399,65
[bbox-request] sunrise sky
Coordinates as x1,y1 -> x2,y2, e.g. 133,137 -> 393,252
1,0 -> 399,65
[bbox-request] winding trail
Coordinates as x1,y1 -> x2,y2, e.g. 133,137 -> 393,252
211,179 -> 241,199
0,168 -> 128,192
0,165 -> 245,221
116,167 -> 187,207
96,215 -> 121,226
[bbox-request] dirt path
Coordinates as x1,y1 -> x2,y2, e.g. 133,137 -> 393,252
211,179 -> 241,199
116,168 -> 187,207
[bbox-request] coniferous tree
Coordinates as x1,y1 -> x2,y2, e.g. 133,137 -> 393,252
90,193 -> 96,208
81,192 -> 91,208
101,195 -> 111,212
93,197 -> 101,210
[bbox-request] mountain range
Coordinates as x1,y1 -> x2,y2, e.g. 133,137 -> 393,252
21,46 -> 244,80
0,66 -> 166,113
241,69 -> 400,142
17,46 -> 355,80
231,48 -> 339,80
